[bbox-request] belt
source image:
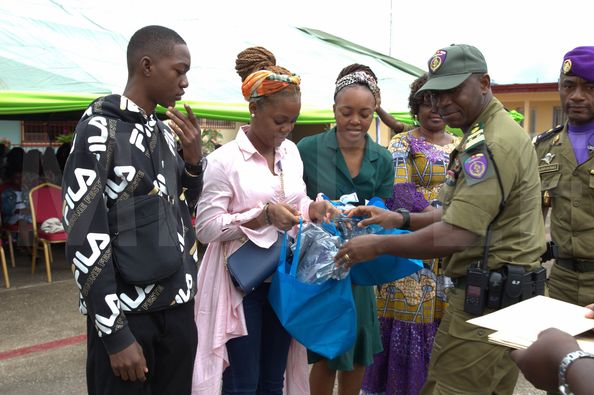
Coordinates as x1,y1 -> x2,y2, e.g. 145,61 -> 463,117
556,259 -> 594,273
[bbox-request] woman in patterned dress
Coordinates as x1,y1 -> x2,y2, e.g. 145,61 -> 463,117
361,74 -> 460,395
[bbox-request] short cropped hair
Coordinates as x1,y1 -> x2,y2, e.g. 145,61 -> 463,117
126,25 -> 186,74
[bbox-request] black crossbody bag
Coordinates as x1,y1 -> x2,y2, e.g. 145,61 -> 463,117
107,123 -> 185,285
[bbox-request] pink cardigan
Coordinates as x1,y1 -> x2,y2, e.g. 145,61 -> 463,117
191,127 -> 310,394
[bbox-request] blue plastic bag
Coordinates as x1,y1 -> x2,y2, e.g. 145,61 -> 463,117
350,227 -> 423,285
348,197 -> 424,286
268,221 -> 356,359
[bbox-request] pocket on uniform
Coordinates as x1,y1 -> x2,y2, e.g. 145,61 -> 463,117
589,173 -> 594,189
540,173 -> 560,193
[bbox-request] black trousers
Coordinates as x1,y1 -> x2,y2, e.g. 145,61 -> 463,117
86,300 -> 197,395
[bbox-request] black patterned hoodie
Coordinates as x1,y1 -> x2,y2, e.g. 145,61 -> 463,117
62,94 -> 201,353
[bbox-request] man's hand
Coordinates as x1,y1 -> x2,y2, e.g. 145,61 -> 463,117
510,328 -> 580,391
108,341 -> 148,382
585,303 -> 594,319
334,234 -> 384,268
166,104 -> 203,165
345,206 -> 402,229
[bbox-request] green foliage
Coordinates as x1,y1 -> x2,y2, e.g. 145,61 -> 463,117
55,133 -> 74,144
201,128 -> 223,155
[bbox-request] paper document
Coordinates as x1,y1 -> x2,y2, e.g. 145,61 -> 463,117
467,295 -> 594,350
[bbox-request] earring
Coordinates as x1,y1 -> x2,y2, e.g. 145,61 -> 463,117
250,113 -> 255,118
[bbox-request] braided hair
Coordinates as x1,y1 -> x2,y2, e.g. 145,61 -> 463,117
235,47 -> 300,104
407,74 -> 429,117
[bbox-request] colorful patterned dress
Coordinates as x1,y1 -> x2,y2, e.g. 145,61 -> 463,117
362,130 -> 460,395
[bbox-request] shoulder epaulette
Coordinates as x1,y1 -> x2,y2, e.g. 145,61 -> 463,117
532,124 -> 563,145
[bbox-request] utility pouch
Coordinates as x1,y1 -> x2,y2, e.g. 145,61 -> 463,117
521,271 -> 534,301
500,265 -> 524,308
487,271 -> 504,309
532,266 -> 547,296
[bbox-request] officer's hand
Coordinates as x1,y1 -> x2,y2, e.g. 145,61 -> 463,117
585,303 -> 594,319
334,234 -> 384,268
510,328 -> 580,391
345,206 -> 402,229
108,341 -> 148,382
166,104 -> 203,166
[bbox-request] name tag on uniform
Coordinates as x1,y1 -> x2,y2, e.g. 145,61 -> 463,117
538,163 -> 559,174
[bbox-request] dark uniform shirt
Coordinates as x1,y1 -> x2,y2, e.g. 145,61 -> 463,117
439,98 -> 545,278
534,124 -> 594,260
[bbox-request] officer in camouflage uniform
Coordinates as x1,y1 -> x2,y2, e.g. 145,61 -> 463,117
335,44 -> 545,394
534,47 -> 594,307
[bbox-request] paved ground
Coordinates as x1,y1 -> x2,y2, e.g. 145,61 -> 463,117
0,244 -> 544,394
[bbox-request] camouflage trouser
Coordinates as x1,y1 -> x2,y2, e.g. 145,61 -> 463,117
548,262 -> 594,306
421,287 -> 518,395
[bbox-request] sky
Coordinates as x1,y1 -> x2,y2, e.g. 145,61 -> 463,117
188,0 -> 594,85
8,0 -> 594,111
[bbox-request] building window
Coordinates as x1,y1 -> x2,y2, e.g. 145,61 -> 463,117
198,119 -> 236,129
553,106 -> 566,127
21,120 -> 79,147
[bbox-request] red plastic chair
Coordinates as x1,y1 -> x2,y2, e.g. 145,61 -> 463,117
29,182 -> 67,283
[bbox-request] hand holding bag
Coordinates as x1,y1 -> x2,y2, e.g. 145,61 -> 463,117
268,220 -> 356,359
348,197 -> 423,286
226,235 -> 284,294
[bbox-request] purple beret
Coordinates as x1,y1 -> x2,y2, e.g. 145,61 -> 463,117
562,46 -> 594,82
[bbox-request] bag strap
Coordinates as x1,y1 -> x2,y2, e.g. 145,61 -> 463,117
288,218 -> 303,277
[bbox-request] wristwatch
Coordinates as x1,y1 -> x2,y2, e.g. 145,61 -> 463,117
185,157 -> 207,177
395,208 -> 411,230
558,350 -> 594,394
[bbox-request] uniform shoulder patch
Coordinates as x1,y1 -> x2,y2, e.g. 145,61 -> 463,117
533,125 -> 563,145
464,123 -> 485,152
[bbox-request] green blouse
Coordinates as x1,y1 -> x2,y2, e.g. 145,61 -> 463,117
297,127 -> 394,202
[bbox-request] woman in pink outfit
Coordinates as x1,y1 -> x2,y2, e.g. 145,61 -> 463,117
191,46 -> 335,395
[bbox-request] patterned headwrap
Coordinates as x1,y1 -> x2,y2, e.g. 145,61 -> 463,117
241,70 -> 301,101
334,71 -> 380,102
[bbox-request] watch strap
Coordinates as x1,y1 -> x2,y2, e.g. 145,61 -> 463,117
395,208 -> 411,230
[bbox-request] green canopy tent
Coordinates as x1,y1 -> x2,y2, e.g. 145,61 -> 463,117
0,1 -> 423,126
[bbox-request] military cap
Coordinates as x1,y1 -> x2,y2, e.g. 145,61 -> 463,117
417,44 -> 488,94
562,46 -> 594,83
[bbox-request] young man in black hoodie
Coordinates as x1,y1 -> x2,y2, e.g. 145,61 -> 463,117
62,25 -> 203,394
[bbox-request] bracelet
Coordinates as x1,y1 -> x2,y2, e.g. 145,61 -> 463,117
395,208 -> 411,230
263,203 -> 272,225
559,350 -> 594,395
184,167 -> 200,178
184,157 -> 207,178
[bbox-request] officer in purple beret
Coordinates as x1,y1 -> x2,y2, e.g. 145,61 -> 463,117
534,45 -> 594,321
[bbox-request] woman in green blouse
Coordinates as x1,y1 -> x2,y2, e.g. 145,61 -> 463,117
297,64 -> 394,395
